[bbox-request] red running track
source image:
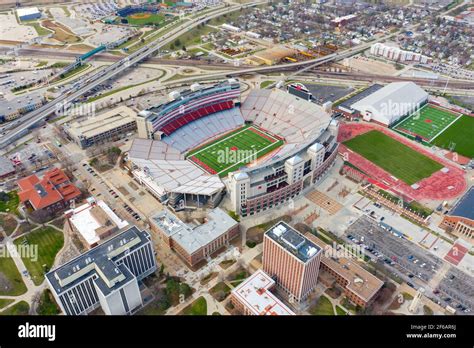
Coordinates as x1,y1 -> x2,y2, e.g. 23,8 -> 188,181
338,123 -> 467,201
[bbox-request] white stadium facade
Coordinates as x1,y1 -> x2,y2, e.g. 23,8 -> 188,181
127,80 -> 340,217
350,82 -> 428,126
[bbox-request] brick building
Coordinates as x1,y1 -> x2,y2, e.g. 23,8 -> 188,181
17,167 -> 81,214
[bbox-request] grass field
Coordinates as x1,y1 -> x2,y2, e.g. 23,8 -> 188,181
13,226 -> 64,286
309,295 -> 334,315
188,125 -> 284,177
344,130 -> 443,185
0,191 -> 19,213
0,253 -> 27,296
180,296 -> 207,315
0,301 -> 29,315
431,115 -> 474,158
127,13 -> 166,26
393,105 -> 461,141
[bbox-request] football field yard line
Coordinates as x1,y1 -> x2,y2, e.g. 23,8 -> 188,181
216,140 -> 282,175
188,125 -> 251,157
429,112 -> 463,143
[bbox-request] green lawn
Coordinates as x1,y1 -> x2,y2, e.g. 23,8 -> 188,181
13,226 -> 64,286
0,299 -> 14,309
335,305 -> 348,315
309,295 -> 335,315
0,191 -> 19,213
431,115 -> 474,158
393,105 -> 460,141
181,296 -> 207,315
0,253 -> 27,296
344,130 -> 443,185
26,22 -> 53,36
0,301 -> 29,315
188,125 -> 283,177
127,13 -> 166,26
209,282 -> 231,302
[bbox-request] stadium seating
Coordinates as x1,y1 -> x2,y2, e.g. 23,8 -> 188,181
162,108 -> 245,153
159,101 -> 234,136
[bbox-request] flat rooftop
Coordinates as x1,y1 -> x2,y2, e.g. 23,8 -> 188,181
232,270 -> 295,315
305,234 -> 384,302
66,198 -> 129,246
265,222 -> 321,263
150,208 -> 238,255
0,93 -> 44,116
46,226 -> 151,296
66,105 -> 137,139
449,186 -> 474,221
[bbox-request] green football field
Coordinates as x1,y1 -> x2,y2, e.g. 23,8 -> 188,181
431,115 -> 474,158
344,130 -> 443,185
188,125 -> 284,177
393,104 -> 461,141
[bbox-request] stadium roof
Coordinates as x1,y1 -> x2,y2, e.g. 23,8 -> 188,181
17,7 -> 40,17
351,82 -> 428,125
232,270 -> 295,315
448,187 -> 474,221
150,208 -> 238,255
129,138 -> 224,196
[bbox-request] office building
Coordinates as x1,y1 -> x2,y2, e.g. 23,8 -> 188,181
263,222 -> 322,302
46,226 -> 157,315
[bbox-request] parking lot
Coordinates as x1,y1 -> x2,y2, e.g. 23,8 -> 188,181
305,83 -> 354,105
346,216 -> 443,283
437,267 -> 474,313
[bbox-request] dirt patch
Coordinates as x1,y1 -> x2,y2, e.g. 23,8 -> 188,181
0,215 -> 18,236
117,186 -> 129,196
0,273 -> 13,293
130,13 -> 151,19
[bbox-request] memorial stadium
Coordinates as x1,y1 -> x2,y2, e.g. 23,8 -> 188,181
128,79 -> 339,217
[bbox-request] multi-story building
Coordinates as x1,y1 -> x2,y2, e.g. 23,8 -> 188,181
0,93 -> 46,123
65,197 -> 129,249
150,208 -> 239,267
230,270 -> 295,315
64,106 -> 137,148
305,234 -> 384,308
17,167 -> 81,214
263,222 -> 322,302
46,226 -> 157,315
440,187 -> 474,244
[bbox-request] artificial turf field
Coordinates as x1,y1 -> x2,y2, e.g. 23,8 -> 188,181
393,104 -> 461,141
188,125 -> 283,177
343,130 -> 443,185
431,115 -> 474,158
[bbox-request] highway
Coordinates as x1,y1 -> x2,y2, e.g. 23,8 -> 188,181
0,2 -> 467,150
0,1 -> 266,150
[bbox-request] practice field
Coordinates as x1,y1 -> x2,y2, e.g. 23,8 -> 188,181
393,104 -> 461,141
188,125 -> 284,177
344,130 -> 443,185
126,13 -> 166,26
431,115 -> 474,159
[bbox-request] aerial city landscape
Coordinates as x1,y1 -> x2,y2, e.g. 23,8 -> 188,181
0,0 -> 473,329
